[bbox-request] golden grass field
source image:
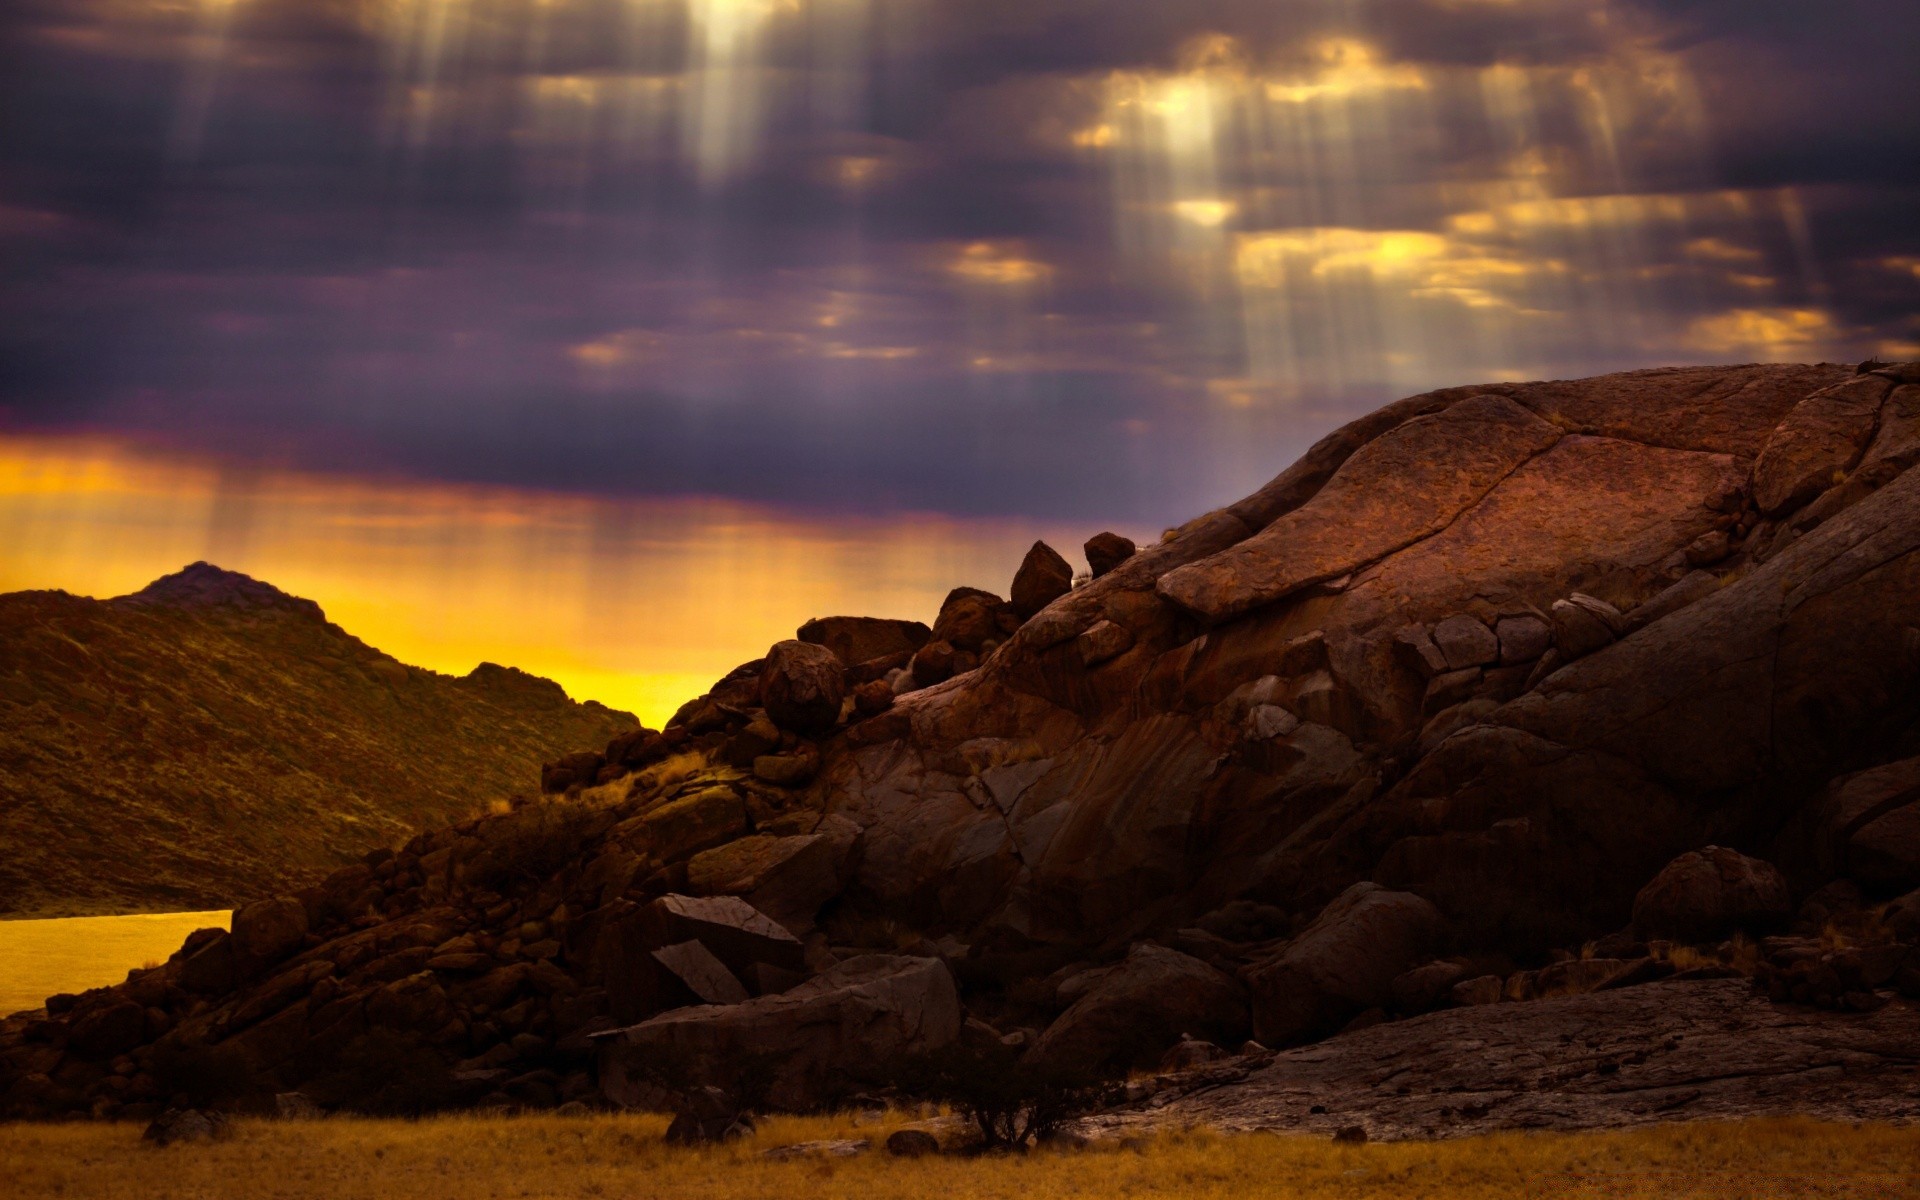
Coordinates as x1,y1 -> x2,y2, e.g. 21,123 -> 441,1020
2,1113 -> 1915,1200
0,910 -> 227,1016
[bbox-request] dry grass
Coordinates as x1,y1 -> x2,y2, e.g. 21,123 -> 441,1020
1,1114 -> 1914,1199
0,910 -> 228,1016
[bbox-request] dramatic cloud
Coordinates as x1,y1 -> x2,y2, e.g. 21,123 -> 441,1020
2,0 -> 1916,524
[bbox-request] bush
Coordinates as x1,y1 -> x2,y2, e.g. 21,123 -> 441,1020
896,1042 -> 1118,1150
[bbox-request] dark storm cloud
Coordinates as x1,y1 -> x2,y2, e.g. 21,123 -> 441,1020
2,0 -> 1916,523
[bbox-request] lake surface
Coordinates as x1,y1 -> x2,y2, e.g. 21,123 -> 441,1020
0,911 -> 229,1016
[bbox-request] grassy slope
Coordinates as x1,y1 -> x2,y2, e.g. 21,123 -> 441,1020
1,1116 -> 1915,1199
0,586 -> 634,917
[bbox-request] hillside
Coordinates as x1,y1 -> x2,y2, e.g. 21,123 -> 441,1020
6,362 -> 1920,1132
0,564 -> 636,917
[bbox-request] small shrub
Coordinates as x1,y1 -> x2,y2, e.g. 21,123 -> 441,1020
896,1042 -> 1118,1150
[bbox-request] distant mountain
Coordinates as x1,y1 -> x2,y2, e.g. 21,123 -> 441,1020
0,563 -> 637,917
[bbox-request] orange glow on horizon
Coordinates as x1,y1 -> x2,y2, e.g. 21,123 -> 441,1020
0,435 -> 1117,728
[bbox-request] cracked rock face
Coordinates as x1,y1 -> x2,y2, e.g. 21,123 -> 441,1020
816,360 -> 1920,956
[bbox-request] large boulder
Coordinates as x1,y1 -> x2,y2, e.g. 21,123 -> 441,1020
930,588 -> 1009,652
1026,943 -> 1247,1075
797,616 -> 931,668
1084,532 -> 1137,579
622,787 -> 748,864
1246,883 -> 1449,1046
1010,541 -> 1074,619
597,955 -> 962,1110
759,640 -> 846,735
1631,847 -> 1793,942
1816,757 -> 1920,897
231,896 -> 309,964
685,815 -> 861,933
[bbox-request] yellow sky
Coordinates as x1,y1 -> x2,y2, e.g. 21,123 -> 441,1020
0,434 -> 1114,727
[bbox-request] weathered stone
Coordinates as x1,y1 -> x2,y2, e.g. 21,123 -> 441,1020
67,1001 -> 146,1059
1494,615 -> 1552,665
1847,802 -> 1920,897
232,896 -> 309,965
851,680 -> 894,718
1751,374 -> 1890,515
910,640 -> 957,687
1423,667 -> 1482,713
599,955 -> 961,1111
1159,1036 -> 1230,1072
685,816 -> 861,932
1084,532 -> 1138,579
1631,847 -> 1793,943
1011,542 -> 1074,619
764,1138 -> 870,1160
633,894 -> 807,975
796,616 -> 931,667
1027,943 -> 1247,1075
1393,626 -> 1449,679
1451,975 -> 1503,1006
752,750 -> 819,788
760,641 -> 847,736
178,930 -> 237,994
646,940 -> 751,1009
885,1127 -> 942,1157
1389,960 -> 1471,1013
625,788 -> 747,863
1432,615 -> 1499,670
1684,529 -> 1732,567
1246,704 -> 1299,741
931,588 -> 1006,652
1077,620 -> 1134,668
1157,395 -> 1562,621
1083,979 -> 1920,1142
1549,594 -> 1623,659
1246,884 -> 1449,1046
143,1107 -> 232,1145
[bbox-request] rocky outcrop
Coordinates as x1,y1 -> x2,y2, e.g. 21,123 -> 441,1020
17,361 -> 1920,1126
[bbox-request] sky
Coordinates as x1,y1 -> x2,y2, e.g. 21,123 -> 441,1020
3,0 -> 1917,722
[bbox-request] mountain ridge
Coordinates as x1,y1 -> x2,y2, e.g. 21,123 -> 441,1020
0,564 -> 637,918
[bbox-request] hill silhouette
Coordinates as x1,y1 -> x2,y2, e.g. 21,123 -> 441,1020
0,563 -> 636,917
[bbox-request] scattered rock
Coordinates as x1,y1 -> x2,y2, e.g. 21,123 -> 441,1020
764,1138 -> 870,1160
1159,1036 -> 1230,1072
1393,625 -> 1450,679
885,1127 -> 942,1157
1332,1125 -> 1368,1144
1011,541 -> 1074,619
142,1107 -> 232,1146
760,641 -> 847,736
664,1086 -> 755,1144
1084,532 -> 1137,578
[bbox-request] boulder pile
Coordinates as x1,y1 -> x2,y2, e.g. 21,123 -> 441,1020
9,362 -> 1920,1128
